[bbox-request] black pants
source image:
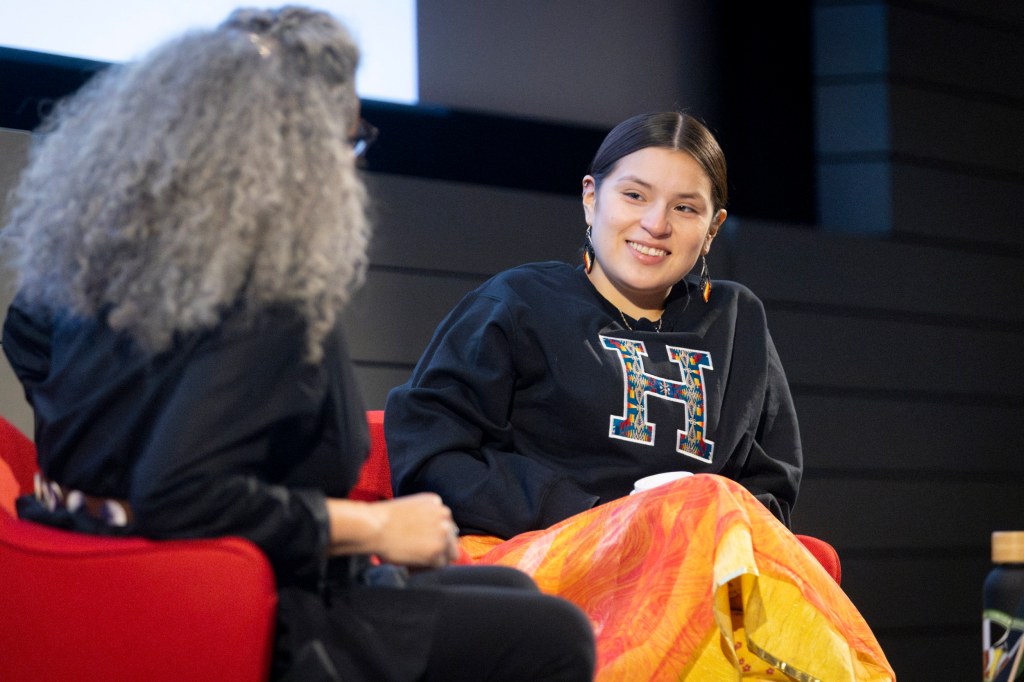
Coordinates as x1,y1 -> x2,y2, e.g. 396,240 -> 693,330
410,566 -> 596,682
276,563 -> 595,682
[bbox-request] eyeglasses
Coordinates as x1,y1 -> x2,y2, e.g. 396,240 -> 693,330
349,118 -> 378,158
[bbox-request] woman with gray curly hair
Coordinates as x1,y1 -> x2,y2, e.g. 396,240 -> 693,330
1,6 -> 595,681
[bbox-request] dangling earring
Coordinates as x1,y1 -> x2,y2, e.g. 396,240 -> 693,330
583,225 -> 595,274
698,255 -> 712,303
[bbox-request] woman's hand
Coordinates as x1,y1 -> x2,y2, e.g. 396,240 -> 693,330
325,493 -> 460,567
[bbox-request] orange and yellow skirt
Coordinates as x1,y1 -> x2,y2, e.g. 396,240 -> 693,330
460,474 -> 894,681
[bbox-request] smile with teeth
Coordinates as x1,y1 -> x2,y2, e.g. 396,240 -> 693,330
628,241 -> 669,257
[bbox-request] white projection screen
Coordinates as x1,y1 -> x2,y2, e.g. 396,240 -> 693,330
0,0 -> 417,104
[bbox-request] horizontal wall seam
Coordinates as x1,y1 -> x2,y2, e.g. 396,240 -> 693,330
816,74 -> 1024,111
351,359 -> 417,372
884,232 -> 1024,259
888,74 -> 1024,111
870,623 -> 979,637
789,384 -> 1024,408
817,151 -> 1024,185
802,468 -> 1024,482
836,546 -> 987,561
366,263 -> 495,282
764,299 -> 1024,333
889,0 -> 1024,37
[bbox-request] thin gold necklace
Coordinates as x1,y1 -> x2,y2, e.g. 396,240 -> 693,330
619,309 -> 663,332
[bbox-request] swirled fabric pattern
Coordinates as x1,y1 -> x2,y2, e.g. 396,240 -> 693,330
460,475 -> 894,681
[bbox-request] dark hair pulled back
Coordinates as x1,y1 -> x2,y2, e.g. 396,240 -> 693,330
589,112 -> 728,213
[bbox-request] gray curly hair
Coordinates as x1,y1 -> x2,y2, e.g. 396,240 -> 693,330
2,6 -> 369,361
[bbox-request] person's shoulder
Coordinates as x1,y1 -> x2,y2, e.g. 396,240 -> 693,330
487,261 -> 576,285
478,261 -> 578,298
711,279 -> 761,304
676,276 -> 761,304
708,280 -> 771,331
3,295 -> 44,336
678,277 -> 766,320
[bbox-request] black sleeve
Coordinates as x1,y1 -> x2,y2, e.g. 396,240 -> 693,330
735,330 -> 802,527
2,298 -> 53,394
127,317 -> 337,579
385,293 -> 598,539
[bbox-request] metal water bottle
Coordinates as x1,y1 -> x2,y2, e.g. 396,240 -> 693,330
983,531 -> 1024,681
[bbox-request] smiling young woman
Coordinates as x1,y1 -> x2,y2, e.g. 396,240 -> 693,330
385,111 -> 895,679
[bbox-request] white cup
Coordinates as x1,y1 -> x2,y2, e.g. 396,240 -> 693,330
630,471 -> 694,495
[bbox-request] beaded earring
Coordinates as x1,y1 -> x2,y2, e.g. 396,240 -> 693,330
583,225 -> 595,274
698,255 -> 712,303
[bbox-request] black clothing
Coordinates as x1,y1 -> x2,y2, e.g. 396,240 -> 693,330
386,262 -> 802,537
3,298 -> 595,681
5,301 -> 353,583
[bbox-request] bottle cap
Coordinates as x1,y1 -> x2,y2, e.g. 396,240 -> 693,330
992,531 -> 1024,563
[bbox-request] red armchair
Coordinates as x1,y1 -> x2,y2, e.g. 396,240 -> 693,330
349,410 -> 841,584
0,416 -> 278,682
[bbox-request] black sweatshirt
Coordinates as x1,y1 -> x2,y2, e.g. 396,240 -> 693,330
385,262 -> 802,537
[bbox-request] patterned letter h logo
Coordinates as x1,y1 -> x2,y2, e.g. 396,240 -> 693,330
600,336 -> 714,463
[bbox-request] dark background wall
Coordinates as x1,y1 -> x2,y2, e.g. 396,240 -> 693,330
2,1 -> 1023,679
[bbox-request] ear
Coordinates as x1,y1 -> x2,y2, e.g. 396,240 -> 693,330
582,175 -> 596,225
703,209 -> 726,255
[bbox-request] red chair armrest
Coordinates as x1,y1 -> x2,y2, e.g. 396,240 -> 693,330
796,533 -> 842,584
0,456 -> 20,517
349,409 -> 393,501
0,514 -> 277,681
0,416 -> 37,496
